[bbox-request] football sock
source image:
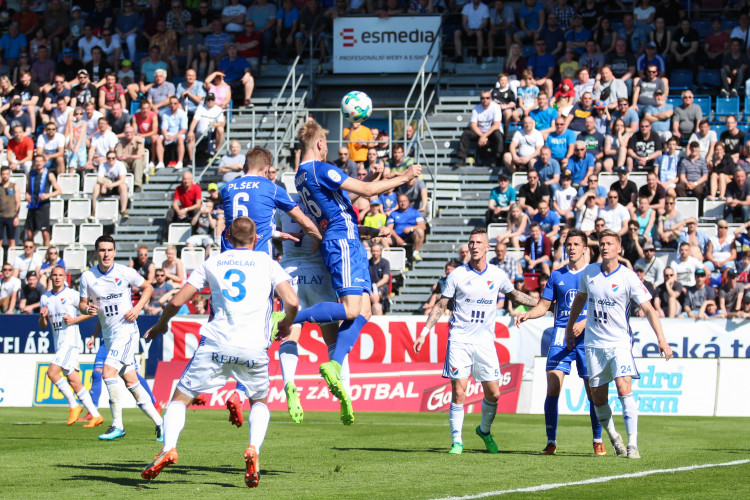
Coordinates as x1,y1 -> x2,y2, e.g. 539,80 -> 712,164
104,377 -> 124,429
589,399 -> 603,441
332,315 -> 367,366
137,373 -> 157,405
90,369 -> 103,406
162,401 -> 186,452
77,388 -> 101,418
248,401 -> 270,454
449,403 -> 464,444
328,343 -> 351,393
279,341 -> 299,385
619,394 -> 638,448
294,302 -> 347,324
54,378 -> 78,408
544,395 -> 559,443
479,398 -> 497,435
595,403 -> 617,440
128,382 -> 164,426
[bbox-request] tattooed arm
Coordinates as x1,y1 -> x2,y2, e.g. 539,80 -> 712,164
413,296 -> 450,353
507,289 -> 538,307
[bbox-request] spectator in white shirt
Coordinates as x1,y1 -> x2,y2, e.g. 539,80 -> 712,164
456,90 -> 504,167
0,262 -> 21,313
87,117 -> 119,170
598,188 -> 630,235
91,151 -> 129,220
452,0 -> 490,63
218,140 -> 245,184
186,92 -> 225,166
503,115 -> 544,173
13,239 -> 43,281
35,121 -> 66,174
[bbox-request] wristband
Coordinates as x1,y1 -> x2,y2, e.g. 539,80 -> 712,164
272,230 -> 281,239
419,327 -> 430,338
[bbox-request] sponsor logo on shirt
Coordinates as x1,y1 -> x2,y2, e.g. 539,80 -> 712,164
611,283 -> 619,292
450,367 -> 459,376
114,278 -> 123,287
487,280 -> 495,290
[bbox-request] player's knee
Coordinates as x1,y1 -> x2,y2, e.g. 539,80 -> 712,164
452,388 -> 466,403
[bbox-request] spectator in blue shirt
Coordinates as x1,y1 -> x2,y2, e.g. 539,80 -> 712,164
577,174 -> 608,206
0,23 -> 28,70
545,118 -> 576,167
611,97 -> 640,133
486,172 -> 517,224
643,89 -> 673,140
617,13 -> 647,55
636,42 -> 667,78
217,44 -> 255,108
529,92 -> 558,137
160,96 -> 189,169
526,39 -> 555,96
386,193 -> 427,261
534,146 -> 561,194
205,19 -> 233,60
564,15 -> 591,56
514,0 -> 544,44
566,140 -> 595,186
531,200 -> 561,242
275,0 -> 299,64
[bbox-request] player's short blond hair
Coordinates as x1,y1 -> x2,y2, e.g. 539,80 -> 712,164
245,146 -> 272,173
230,216 -> 257,248
598,229 -> 621,244
298,121 -> 329,152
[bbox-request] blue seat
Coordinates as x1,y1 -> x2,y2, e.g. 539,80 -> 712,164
710,123 -> 727,137
738,123 -> 750,134
694,95 -> 712,118
716,96 -> 740,119
667,96 -> 681,109
697,69 -> 721,89
130,99 -> 140,116
669,70 -> 693,92
522,45 -> 536,58
693,20 -> 712,38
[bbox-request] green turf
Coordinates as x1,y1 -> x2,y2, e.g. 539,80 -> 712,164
0,408 -> 748,499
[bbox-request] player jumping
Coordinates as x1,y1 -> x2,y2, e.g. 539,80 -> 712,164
566,229 -> 672,459
79,235 -> 163,441
141,217 -> 299,488
293,121 -> 422,425
39,266 -> 102,427
414,228 -> 537,454
515,228 -> 605,456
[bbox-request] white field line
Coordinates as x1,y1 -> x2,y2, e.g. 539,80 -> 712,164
432,459 -> 750,500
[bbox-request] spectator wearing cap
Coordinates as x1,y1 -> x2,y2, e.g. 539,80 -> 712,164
386,193 -> 427,262
720,268 -> 744,314
675,142 -> 708,200
0,23 -> 28,71
116,124 -> 145,191
626,119 -> 663,173
363,198 -> 387,232
217,140 -> 244,184
504,115 -> 543,173
117,59 -> 135,87
5,98 -> 33,141
683,268 -> 715,319
611,165 -> 638,214
565,140 -> 594,187
706,219 -> 737,272
636,41 -> 666,79
635,241 -> 665,287
217,44 -> 255,109
643,89 -> 672,141
672,91 -> 702,143
187,92 -> 225,167
56,48 -> 84,85
69,70 -> 97,109
486,173 -> 516,224
206,182 -> 223,209
67,5 -> 84,45
177,68 -> 206,118
723,168 -> 750,223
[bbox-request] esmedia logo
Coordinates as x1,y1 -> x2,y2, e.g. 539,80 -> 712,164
339,27 -> 437,46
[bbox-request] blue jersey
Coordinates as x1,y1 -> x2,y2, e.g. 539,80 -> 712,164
542,265 -> 587,329
295,160 -> 358,241
221,174 -> 296,254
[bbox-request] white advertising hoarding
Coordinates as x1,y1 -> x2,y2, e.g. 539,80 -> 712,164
333,16 -> 441,74
715,359 -> 750,417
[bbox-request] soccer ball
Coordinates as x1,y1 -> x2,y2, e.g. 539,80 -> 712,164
341,91 -> 372,123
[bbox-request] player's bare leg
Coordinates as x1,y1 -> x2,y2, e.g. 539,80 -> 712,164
591,382 -> 627,457
448,378 -> 468,454
475,380 -> 500,454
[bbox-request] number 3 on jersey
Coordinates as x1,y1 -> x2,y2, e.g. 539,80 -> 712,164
299,187 -> 322,218
222,269 -> 247,302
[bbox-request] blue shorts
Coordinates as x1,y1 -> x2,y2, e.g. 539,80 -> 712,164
94,342 -> 107,370
546,329 -> 588,379
321,238 -> 371,297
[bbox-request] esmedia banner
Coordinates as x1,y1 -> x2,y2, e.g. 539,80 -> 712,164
333,16 -> 441,74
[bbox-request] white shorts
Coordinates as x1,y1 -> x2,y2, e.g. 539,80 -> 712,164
52,343 -> 80,376
285,262 -> 337,320
103,331 -> 139,374
442,340 -> 501,382
585,346 -> 640,387
177,338 -> 270,400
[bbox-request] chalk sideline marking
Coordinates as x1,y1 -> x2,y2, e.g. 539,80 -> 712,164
432,459 -> 750,500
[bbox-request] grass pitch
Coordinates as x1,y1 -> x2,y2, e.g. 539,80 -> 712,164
1,408 -> 748,499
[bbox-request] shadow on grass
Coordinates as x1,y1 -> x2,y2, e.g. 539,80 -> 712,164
332,446 -> 552,456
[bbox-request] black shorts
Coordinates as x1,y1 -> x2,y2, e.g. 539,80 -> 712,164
25,206 -> 50,233
0,216 -> 14,240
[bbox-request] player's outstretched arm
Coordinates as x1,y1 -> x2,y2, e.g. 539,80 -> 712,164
514,297 -> 552,327
640,299 -> 672,360
287,206 -> 323,241
414,296 -> 450,353
565,293 -> 587,350
340,164 -> 422,198
144,284 -> 199,341
508,289 -> 538,308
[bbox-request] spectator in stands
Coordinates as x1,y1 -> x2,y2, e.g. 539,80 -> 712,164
670,241 -> 708,287
247,0 -> 277,65
146,69 -> 176,119
496,202 -> 530,247
4,98 -> 32,143
162,170 -> 202,243
160,96 -> 188,170
388,144 -> 415,175
529,92 -> 557,138
515,0 -> 544,45
683,268 -> 715,318
721,38 -> 748,97
129,245 -> 156,284
18,270 -> 44,313
98,73 -> 126,115
626,120 -> 663,173
99,28 -> 121,69
70,71 -> 97,110
636,41 -> 666,80
689,119 -> 717,162
611,165 -> 639,214
422,260 -> 457,315
606,38 -> 636,91
486,173 -> 516,224
87,117 -> 118,171
490,242 -> 522,281
525,38 -> 555,97
488,0 -> 515,61
398,175 -> 428,213
12,70 -> 40,132
0,166 -> 20,249
32,46 -> 56,91
577,173 -> 607,208
599,189 -> 630,235
77,24 -> 102,65
116,125 -> 145,192
678,217 -> 711,262
491,73 -> 517,129
35,121 -> 65,175
670,19 -> 700,71
618,13 -> 647,54
706,220 -> 737,272
178,23 -> 204,73
622,220 -> 646,266
36,245 -> 64,290
611,97 -> 640,134
368,243 -> 391,316
566,140 -> 595,187
635,241 -> 664,286
132,100 -> 159,170
522,222 -> 551,275
566,14 -> 591,57
82,100 -> 103,141
42,0 -> 68,58
274,0 -> 300,65
106,101 -> 130,139
598,66 -> 628,113
177,69 -> 205,119
579,115 -> 605,170
503,115 -> 543,173
113,3 -> 139,63
516,69 -> 539,119
343,120 -> 374,165
13,239 -> 42,282
656,196 -> 682,249
533,145 -> 561,193
217,44 -> 255,108
553,174 -> 577,225
452,0 -> 490,63
545,117 -> 576,168
217,140 -> 245,184
386,193 -> 427,262
632,65 -> 667,115
187,199 -> 218,252
671,90 -> 701,142
133,48 -> 168,100
144,268 -> 174,316
654,266 -> 681,317
539,14 -> 566,61
0,23 -> 27,71
25,155 -> 61,246
84,46 -> 113,85
222,0 -> 247,34
91,151 -> 129,220
162,244 -> 186,285
579,39 -> 605,76
643,90 -> 673,141
719,268 -> 743,314
723,168 -> 750,223
531,200 -> 560,242
655,136 -> 679,196
518,168 -> 551,218
456,90 -> 503,167
7,124 -> 34,173
186,93 -> 225,167
0,262 -> 21,313
720,115 -> 745,164
638,171 -> 666,212
675,141 -> 708,200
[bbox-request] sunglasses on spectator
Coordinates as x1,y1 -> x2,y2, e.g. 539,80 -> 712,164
480,96 -> 491,100
608,195 -> 618,199
107,155 -> 116,160
2,267 -> 11,271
